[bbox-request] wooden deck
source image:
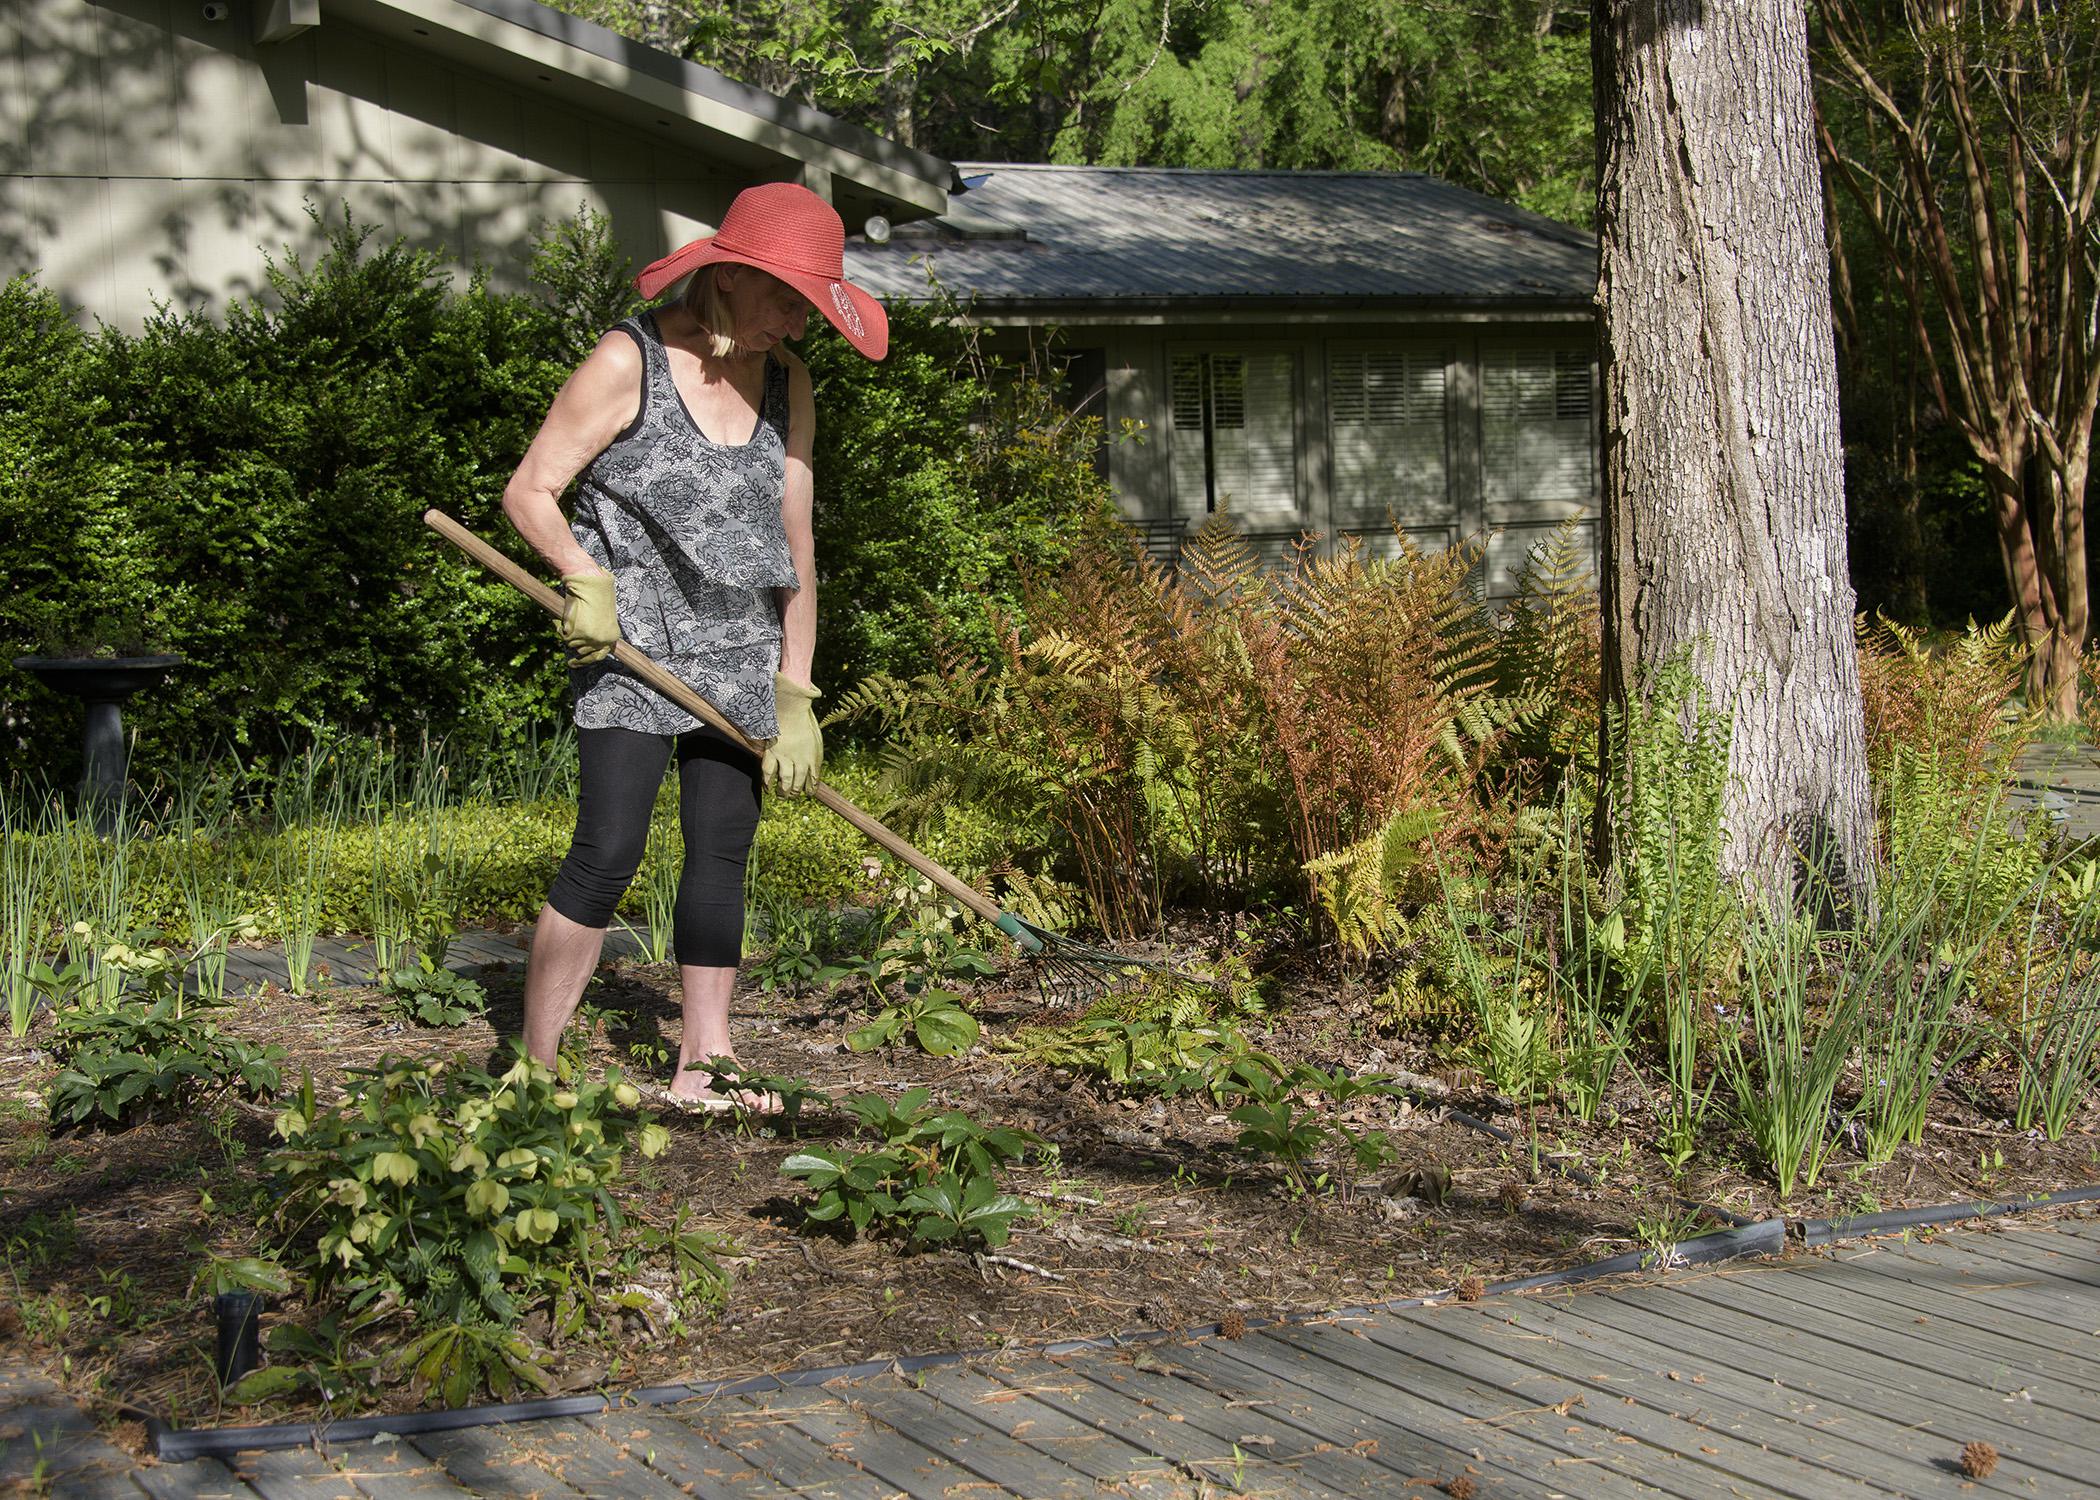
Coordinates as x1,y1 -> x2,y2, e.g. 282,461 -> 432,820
2009,740 -> 2100,843
9,1214 -> 2097,1498
205,926 -> 654,997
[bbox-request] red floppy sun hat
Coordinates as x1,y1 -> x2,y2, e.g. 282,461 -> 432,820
634,182 -> 889,361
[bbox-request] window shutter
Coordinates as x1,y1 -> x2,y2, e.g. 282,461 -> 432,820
1330,348 -> 1448,525
1169,351 -> 1299,525
1483,346 -> 1595,518
1169,354 -> 1208,514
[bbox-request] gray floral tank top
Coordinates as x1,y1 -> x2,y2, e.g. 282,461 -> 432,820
569,311 -> 798,740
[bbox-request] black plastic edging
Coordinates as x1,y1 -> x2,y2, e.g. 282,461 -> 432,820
1799,1181 -> 2100,1246
147,1185 -> 2099,1461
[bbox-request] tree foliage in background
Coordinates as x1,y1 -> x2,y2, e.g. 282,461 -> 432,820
1816,0 -> 2100,709
0,213 -> 1108,782
544,0 -> 1596,224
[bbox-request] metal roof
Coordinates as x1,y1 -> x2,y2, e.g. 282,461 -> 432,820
844,164 -> 1595,311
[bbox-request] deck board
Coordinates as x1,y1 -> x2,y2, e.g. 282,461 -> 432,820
698,1390 -> 900,1499
408,1425 -> 589,1499
1257,1317 -> 1697,1495
131,1457 -> 266,1499
1571,1278 -> 2100,1482
481,1415 -> 693,1498
1464,1290 -> 2035,1496
905,1361 -> 1188,1488
230,1448 -> 362,1500
747,1382 -> 1023,1500
1352,1306 -> 1833,1500
581,1406 -> 800,1499
1166,1333 -> 1534,1492
1698,1255 -> 2100,1393
838,1377 -> 1109,1498
1064,1349 -> 1388,1496
331,1438 -> 474,1500
1939,1221 -> 2100,1260
982,1356 -> 1316,1496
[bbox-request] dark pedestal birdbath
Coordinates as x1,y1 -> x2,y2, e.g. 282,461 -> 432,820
13,655 -> 183,833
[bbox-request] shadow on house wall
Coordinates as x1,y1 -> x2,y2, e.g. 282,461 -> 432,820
3,0 -> 736,326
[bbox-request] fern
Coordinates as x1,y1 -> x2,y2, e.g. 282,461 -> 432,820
1492,519 -> 1603,778
1857,611 -> 2028,791
835,515 -> 1541,943
1305,805 -> 1444,957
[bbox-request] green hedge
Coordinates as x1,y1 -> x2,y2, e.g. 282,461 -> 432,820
1,212 -> 1117,785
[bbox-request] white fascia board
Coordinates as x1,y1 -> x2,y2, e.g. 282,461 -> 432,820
332,0 -> 949,214
255,0 -> 320,45
934,306 -> 1596,329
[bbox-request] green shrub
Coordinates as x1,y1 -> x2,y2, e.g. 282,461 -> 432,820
1,225 -> 571,783
803,295 -> 1122,697
0,276 -> 162,719
45,927 -> 284,1130
4,215 -> 1116,786
267,1050 -> 703,1325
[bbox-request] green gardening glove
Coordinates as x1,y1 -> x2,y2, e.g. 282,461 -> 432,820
556,572 -> 619,665
763,675 -> 823,795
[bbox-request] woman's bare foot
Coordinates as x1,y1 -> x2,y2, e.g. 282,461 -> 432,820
670,1059 -> 781,1116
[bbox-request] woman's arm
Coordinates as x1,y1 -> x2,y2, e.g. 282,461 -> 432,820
501,332 -> 644,575
776,348 -> 818,685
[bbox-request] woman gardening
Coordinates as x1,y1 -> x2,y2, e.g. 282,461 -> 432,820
501,183 -> 889,1111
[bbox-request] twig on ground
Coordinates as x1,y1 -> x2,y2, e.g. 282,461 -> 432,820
1018,1187 -> 1104,1207
976,1253 -> 1065,1282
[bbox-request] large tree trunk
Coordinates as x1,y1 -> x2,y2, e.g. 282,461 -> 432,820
1594,0 -> 1876,904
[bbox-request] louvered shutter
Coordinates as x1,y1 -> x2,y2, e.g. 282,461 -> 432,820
1168,351 -> 1300,527
1482,347 -> 1595,519
1169,355 -> 1209,516
1330,348 -> 1449,526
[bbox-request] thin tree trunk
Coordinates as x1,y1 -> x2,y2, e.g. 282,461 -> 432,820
1594,0 -> 1876,904
1816,0 -> 2099,721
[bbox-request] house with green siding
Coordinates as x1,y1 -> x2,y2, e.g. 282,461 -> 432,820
846,164 -> 1599,596
2,0 -> 955,327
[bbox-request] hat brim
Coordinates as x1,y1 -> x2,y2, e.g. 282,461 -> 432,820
634,240 -> 888,361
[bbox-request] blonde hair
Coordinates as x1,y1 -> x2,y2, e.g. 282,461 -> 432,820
678,264 -> 741,357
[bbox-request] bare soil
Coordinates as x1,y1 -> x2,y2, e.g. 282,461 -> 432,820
2,937 -> 2095,1447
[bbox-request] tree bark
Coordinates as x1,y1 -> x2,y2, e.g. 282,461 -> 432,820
1593,0 -> 1876,904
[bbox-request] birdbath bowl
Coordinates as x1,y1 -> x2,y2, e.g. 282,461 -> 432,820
13,655 -> 183,833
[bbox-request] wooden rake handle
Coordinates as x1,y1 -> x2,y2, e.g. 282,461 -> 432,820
422,509 -> 1011,931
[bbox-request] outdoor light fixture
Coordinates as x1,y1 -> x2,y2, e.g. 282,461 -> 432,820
862,214 -> 892,244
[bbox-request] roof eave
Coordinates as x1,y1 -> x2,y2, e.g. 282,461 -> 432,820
883,295 -> 1596,327
328,0 -> 958,218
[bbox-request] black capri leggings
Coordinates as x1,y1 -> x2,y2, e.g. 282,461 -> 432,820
546,724 -> 762,968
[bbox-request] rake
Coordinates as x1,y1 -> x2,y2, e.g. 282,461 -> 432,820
425,510 -> 1163,987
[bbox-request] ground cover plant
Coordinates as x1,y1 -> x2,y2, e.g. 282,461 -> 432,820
2,522 -> 2097,1450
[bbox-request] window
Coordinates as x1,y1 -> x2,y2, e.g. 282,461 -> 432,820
1169,351 -> 1298,525
1329,348 -> 1448,525
1482,347 -> 1595,516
